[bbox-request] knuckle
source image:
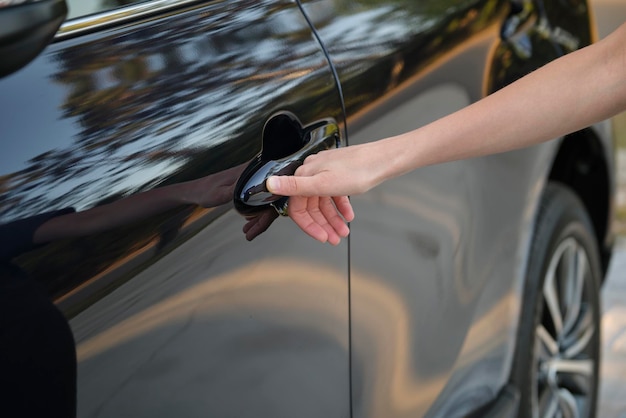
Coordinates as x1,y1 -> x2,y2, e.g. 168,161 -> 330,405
286,176 -> 300,193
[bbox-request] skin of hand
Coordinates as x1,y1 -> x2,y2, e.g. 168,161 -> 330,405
285,194 -> 354,245
267,22 -> 626,244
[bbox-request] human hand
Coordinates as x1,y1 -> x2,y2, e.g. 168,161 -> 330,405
266,143 -> 388,244
240,190 -> 353,244
266,143 -> 386,198
283,195 -> 353,245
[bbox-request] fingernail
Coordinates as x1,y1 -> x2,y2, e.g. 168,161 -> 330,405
266,177 -> 278,192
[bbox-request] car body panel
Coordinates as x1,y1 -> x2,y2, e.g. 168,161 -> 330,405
0,1 -> 350,417
299,0 -> 612,416
0,0 -> 614,417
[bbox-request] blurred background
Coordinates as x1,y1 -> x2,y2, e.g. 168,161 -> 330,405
590,1 -> 626,416
590,0 -> 626,235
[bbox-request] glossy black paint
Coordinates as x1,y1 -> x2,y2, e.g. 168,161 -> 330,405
0,0 -> 614,417
2,0 -> 346,305
2,1 -> 350,417
299,0 -> 609,416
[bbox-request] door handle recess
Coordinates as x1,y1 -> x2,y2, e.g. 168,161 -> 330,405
234,112 -> 340,216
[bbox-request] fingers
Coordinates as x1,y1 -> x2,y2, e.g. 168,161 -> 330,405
333,196 -> 354,222
287,196 -> 333,244
316,197 -> 350,245
266,175 -> 299,196
240,195 -> 352,244
266,174 -> 326,197
288,196 -> 351,245
266,152 -> 324,197
263,150 -> 355,244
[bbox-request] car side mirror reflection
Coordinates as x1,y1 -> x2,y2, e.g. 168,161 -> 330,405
0,0 -> 67,78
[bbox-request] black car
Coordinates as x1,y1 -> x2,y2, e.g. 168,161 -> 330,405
0,0 -> 615,417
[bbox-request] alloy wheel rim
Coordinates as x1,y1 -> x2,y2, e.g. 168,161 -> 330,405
531,237 -> 597,418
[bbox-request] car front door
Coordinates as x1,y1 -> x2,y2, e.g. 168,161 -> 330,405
0,1 -> 350,417
298,0 -> 548,416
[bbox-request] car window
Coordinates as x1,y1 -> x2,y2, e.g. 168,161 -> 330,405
66,0 -> 151,19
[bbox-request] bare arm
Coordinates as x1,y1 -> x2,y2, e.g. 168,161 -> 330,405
385,22 -> 626,181
267,22 -> 626,243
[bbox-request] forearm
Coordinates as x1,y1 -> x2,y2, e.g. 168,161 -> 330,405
381,23 -> 626,181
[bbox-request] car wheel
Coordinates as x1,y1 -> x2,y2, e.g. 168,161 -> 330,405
513,182 -> 601,418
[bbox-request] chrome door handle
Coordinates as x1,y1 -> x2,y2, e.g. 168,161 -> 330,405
234,112 -> 340,215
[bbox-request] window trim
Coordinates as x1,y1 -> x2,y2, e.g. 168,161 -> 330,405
55,0 -> 203,40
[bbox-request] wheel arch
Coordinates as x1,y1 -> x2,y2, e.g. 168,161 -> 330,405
547,127 -> 613,275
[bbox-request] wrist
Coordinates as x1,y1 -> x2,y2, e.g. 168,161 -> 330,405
374,132 -> 422,183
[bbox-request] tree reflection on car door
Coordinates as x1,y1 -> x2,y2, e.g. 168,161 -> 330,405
0,1 -> 350,417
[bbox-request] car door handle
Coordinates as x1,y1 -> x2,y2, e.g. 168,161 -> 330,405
233,112 -> 340,216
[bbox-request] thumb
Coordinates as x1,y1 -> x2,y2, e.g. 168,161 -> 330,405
267,175 -> 325,196
266,175 -> 302,196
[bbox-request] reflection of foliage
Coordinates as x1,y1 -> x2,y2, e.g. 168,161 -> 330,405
2,0 -> 507,223
3,0 -> 535,305
317,0 -> 505,116
6,0 -> 345,302
0,0 -> 327,223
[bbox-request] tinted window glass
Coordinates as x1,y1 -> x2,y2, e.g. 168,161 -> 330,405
66,0 -> 151,19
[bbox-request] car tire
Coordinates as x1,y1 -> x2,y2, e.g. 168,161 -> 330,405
512,182 -> 601,418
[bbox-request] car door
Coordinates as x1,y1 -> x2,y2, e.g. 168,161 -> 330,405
0,1 -> 350,417
298,0 -> 593,417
